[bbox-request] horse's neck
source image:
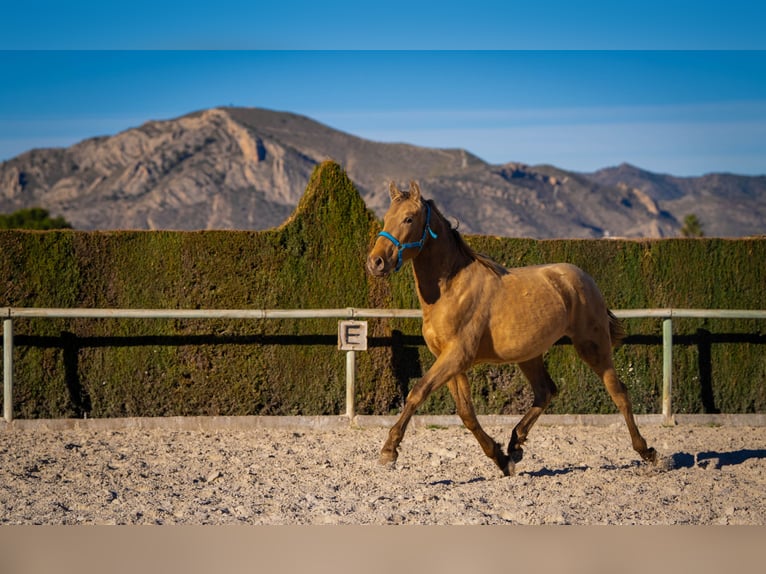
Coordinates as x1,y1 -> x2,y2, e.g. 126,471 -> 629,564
411,226 -> 473,306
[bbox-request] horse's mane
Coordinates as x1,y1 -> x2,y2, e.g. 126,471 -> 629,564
426,200 -> 508,277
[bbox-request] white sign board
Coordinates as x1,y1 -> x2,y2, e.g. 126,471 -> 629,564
338,320 -> 368,351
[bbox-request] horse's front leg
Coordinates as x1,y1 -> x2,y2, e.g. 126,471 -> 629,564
379,353 -> 463,466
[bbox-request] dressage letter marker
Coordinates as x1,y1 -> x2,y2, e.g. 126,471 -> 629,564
339,320 -> 368,419
338,320 -> 368,351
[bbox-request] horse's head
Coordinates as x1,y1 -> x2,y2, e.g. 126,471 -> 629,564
366,181 -> 438,277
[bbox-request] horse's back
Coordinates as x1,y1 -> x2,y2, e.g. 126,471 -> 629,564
502,262 -> 604,308
513,262 -> 615,343
509,262 -> 605,303
478,262 -> 609,363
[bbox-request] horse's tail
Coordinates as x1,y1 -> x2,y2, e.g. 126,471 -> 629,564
608,310 -> 626,348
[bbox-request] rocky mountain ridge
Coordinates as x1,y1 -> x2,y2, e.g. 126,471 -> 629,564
1,107 -> 764,237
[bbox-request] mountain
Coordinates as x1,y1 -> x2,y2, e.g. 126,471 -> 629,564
582,163 -> 766,238
1,107 -> 764,238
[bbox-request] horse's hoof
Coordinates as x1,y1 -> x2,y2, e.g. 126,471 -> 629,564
378,449 -> 398,466
493,449 -> 513,477
502,460 -> 516,477
509,447 -> 524,464
642,447 -> 658,465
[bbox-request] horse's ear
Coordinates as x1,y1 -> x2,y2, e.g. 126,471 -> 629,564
389,181 -> 403,201
409,181 -> 421,202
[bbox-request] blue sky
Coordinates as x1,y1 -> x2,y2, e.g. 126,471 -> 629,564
1,1 -> 765,176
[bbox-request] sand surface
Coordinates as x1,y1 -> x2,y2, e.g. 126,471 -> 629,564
1,422 -> 764,525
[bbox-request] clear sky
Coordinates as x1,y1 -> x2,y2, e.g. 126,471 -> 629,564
1,1 -> 765,176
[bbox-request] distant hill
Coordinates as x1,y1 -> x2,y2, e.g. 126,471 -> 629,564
582,163 -> 766,238
1,107 -> 764,238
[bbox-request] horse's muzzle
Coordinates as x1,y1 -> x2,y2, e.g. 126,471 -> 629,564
366,254 -> 389,277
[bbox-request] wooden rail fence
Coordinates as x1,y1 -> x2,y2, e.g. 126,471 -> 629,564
3,307 -> 765,424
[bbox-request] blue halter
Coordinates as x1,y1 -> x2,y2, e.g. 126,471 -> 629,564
377,202 -> 438,272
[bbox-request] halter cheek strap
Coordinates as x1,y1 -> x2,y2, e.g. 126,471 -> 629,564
377,203 -> 438,272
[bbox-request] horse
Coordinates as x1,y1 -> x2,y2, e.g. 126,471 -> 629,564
366,181 -> 658,476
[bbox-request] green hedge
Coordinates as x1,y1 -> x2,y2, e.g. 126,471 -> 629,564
1,161 -> 764,418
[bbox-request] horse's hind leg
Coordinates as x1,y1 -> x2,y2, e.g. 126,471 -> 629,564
507,357 -> 558,465
447,374 -> 511,475
574,338 -> 657,464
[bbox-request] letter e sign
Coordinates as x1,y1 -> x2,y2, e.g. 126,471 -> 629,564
338,320 -> 368,351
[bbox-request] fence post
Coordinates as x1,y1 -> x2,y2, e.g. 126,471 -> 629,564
662,317 -> 673,425
345,350 -> 356,420
3,317 -> 13,423
338,320 -> 367,422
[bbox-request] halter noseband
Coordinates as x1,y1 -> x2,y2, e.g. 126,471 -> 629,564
377,202 -> 438,272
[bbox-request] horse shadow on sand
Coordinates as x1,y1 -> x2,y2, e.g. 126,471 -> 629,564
668,449 -> 766,470
429,465 -> 591,482
519,465 -> 590,478
476,449 -> 766,479
524,449 -> 766,476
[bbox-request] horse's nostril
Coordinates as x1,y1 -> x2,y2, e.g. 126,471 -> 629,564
367,255 -> 385,274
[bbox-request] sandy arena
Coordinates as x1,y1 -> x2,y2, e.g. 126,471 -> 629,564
1,421 -> 764,525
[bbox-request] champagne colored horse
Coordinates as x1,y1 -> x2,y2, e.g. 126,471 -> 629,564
367,181 -> 657,476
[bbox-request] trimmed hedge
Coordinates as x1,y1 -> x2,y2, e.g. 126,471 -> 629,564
1,161 -> 764,418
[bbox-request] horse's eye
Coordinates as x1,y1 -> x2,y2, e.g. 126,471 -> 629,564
404,217 -> 413,224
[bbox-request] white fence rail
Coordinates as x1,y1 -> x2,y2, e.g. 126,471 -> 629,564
2,307 -> 766,424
